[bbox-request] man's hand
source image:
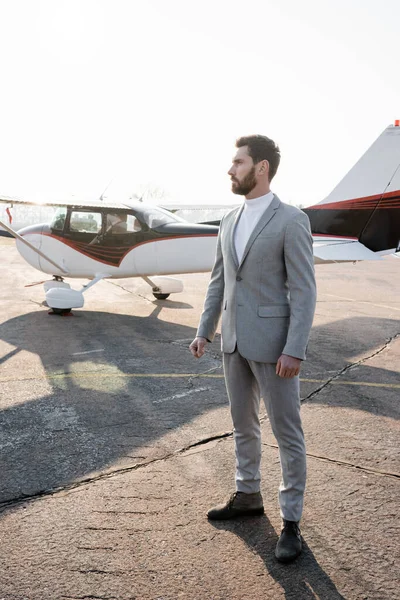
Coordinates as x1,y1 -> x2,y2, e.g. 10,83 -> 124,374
190,336 -> 208,358
276,354 -> 301,378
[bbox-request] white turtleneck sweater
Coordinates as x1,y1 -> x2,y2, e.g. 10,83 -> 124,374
234,191 -> 274,263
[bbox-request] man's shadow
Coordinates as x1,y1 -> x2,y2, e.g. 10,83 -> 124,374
210,515 -> 346,599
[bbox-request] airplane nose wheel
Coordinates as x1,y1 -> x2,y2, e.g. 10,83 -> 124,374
50,307 -> 73,316
153,292 -> 170,300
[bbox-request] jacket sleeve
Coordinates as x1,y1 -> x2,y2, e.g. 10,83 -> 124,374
282,211 -> 316,360
196,217 -> 225,342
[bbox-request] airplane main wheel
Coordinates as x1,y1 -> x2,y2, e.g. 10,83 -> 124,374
51,307 -> 72,315
153,292 -> 170,300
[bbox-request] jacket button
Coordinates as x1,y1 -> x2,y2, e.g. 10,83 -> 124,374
236,275 -> 242,281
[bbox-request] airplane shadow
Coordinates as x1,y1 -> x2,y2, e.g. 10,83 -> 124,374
152,299 -> 193,309
0,307 -> 228,514
0,311 -> 398,521
210,515 -> 346,599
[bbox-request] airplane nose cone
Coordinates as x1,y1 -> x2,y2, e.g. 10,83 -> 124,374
17,224 -> 45,236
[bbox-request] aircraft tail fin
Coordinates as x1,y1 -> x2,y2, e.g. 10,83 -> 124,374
304,123 -> 400,253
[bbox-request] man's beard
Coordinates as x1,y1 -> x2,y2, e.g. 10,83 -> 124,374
231,166 -> 257,195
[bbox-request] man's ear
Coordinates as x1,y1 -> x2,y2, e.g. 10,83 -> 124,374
258,159 -> 269,176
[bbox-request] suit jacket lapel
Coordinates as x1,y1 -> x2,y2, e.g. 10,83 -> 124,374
238,194 -> 281,269
228,204 -> 244,268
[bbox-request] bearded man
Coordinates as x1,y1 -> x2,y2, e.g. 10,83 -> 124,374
190,135 -> 316,563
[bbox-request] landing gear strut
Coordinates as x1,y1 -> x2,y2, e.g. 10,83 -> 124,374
142,276 -> 183,300
44,274 -> 105,315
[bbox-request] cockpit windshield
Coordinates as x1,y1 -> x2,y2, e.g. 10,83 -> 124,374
50,207 -> 67,231
134,206 -> 185,229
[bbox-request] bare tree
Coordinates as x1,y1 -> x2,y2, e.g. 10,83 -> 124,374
130,182 -> 172,204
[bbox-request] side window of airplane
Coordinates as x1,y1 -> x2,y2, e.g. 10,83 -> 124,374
136,206 -> 185,229
51,207 -> 67,231
106,213 -> 142,234
126,214 -> 142,232
70,211 -> 102,233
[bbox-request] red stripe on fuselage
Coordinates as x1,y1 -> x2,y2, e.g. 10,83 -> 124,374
39,232 -> 218,267
312,234 -> 358,240
307,190 -> 400,210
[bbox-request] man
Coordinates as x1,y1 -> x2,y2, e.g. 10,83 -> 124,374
189,135 -> 316,563
108,213 -> 128,234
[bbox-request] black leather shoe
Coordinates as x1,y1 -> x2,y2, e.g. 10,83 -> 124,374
275,520 -> 302,563
207,491 -> 264,520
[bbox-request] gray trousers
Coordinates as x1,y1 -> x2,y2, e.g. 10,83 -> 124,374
223,348 -> 306,522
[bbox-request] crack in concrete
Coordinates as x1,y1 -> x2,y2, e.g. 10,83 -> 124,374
70,569 -> 127,576
106,280 -> 153,304
301,331 -> 400,404
187,366 -> 222,388
28,299 -> 43,307
3,406 -> 397,512
0,432 -> 232,511
153,385 -> 210,404
77,546 -> 115,551
263,442 -> 400,480
154,338 -> 223,362
1,334 -> 397,511
92,510 -> 158,515
61,596 -> 121,600
84,527 -> 118,531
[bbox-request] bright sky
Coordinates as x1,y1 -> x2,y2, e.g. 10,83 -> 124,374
0,0 -> 399,207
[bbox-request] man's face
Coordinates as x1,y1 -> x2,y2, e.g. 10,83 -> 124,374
228,146 -> 257,196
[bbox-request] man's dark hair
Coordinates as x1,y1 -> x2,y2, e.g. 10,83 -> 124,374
236,135 -> 281,181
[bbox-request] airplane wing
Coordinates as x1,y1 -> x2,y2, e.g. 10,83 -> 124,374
161,204 -> 240,210
312,236 -> 381,263
0,196 -> 240,214
0,194 -> 126,209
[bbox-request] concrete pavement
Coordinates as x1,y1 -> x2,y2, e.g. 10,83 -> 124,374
0,240 -> 399,599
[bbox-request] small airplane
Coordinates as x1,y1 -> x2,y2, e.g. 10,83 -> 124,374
0,123 -> 399,314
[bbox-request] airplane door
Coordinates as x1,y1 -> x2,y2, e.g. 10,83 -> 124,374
62,209 -> 108,268
100,211 -> 147,272
62,209 -> 148,272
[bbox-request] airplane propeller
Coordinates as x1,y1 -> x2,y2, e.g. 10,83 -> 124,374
0,218 -> 68,274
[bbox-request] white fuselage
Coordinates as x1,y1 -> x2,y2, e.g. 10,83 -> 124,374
16,232 -> 219,279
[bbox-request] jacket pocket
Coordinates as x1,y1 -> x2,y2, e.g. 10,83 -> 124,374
258,304 -> 290,317
257,232 -> 279,239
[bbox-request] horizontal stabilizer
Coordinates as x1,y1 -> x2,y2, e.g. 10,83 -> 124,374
313,239 -> 381,263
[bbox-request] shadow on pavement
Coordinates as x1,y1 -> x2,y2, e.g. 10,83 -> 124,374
0,310 -> 398,520
0,306 -> 226,514
210,514 -> 346,599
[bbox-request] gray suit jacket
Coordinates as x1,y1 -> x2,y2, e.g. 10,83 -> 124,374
197,195 -> 316,362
